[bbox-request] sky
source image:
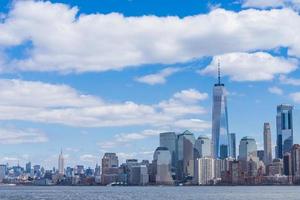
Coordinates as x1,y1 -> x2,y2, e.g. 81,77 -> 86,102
0,0 -> 300,169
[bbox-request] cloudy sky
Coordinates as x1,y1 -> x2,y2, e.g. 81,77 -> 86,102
0,0 -> 300,168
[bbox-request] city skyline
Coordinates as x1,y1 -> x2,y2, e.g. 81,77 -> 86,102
0,0 -> 300,169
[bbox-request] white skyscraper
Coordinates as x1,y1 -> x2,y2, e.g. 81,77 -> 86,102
58,150 -> 65,175
211,63 -> 230,159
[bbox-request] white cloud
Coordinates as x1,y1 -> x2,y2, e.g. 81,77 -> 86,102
242,0 -> 300,10
0,1 -> 300,73
135,67 -> 181,85
268,86 -> 283,95
201,52 -> 297,81
0,127 -> 48,144
279,75 -> 300,86
290,92 -> 300,103
0,79 -> 208,128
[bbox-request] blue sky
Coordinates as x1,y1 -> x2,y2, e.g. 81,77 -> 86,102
0,0 -> 300,168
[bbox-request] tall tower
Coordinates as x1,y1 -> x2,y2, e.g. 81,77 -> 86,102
276,104 -> 293,159
58,149 -> 64,175
263,123 -> 272,165
211,62 -> 230,159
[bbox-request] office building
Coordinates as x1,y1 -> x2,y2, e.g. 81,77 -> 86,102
101,153 -> 119,185
263,123 -> 273,165
153,147 -> 173,185
194,157 -> 215,185
276,104 -> 293,158
159,132 -> 177,173
212,63 -> 230,159
58,150 -> 64,175
229,133 -> 236,159
194,136 -> 211,159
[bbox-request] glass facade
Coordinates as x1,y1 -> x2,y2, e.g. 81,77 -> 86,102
194,136 -> 211,158
229,133 -> 236,159
212,83 -> 230,159
276,104 -> 293,159
159,132 -> 177,173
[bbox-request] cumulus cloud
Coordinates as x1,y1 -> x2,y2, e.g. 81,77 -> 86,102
279,75 -> 300,86
268,86 -> 283,95
0,79 -> 208,128
201,52 -> 297,81
0,127 -> 48,144
135,67 -> 181,85
0,1 -> 300,73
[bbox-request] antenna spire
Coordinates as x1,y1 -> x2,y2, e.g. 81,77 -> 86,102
218,59 -> 221,85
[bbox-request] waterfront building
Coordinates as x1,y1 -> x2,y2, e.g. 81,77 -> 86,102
25,162 -> 31,174
159,132 -> 177,174
58,150 -> 64,175
263,123 -> 273,165
129,165 -> 149,185
267,159 -> 283,176
194,136 -> 211,159
229,133 -> 236,159
239,136 -> 258,173
276,104 -> 294,159
283,152 -> 292,176
0,165 -> 6,182
101,153 -> 119,185
177,130 -> 195,181
194,157 -> 215,185
153,147 -> 173,185
291,144 -> 300,177
211,63 -> 230,159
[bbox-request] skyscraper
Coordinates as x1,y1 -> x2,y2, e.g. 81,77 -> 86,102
194,136 -> 211,159
229,133 -> 236,159
211,63 -> 230,159
101,153 -> 119,185
159,132 -> 177,173
291,144 -> 300,177
177,130 -> 195,181
58,150 -> 64,175
239,136 -> 258,173
153,147 -> 173,185
263,123 -> 273,165
276,104 -> 293,159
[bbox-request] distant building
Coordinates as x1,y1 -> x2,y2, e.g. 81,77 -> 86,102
0,165 -> 6,183
177,130 -> 195,181
194,136 -> 211,159
291,144 -> 300,177
229,133 -> 236,159
211,63 -> 230,159
159,132 -> 177,174
276,104 -> 293,159
257,150 -> 264,162
25,162 -> 31,174
239,136 -> 258,173
263,123 -> 273,165
153,147 -> 173,185
267,159 -> 283,176
58,150 -> 65,175
283,152 -> 292,176
101,153 -> 119,185
194,157 -> 215,185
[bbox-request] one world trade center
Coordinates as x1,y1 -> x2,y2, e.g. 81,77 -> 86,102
211,62 -> 230,159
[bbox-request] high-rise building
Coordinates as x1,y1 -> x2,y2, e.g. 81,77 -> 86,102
0,165 -> 6,183
194,136 -> 211,159
239,137 -> 257,161
239,136 -> 258,173
283,152 -> 292,176
194,157 -> 215,185
211,63 -> 230,159
177,130 -> 195,181
257,150 -> 264,162
26,162 -> 31,174
58,150 -> 64,175
276,104 -> 293,159
229,133 -> 236,159
153,147 -> 173,185
291,144 -> 300,177
263,123 -> 273,165
159,132 -> 177,173
101,153 -> 119,185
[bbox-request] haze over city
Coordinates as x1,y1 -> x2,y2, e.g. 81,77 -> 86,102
0,0 -> 299,171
